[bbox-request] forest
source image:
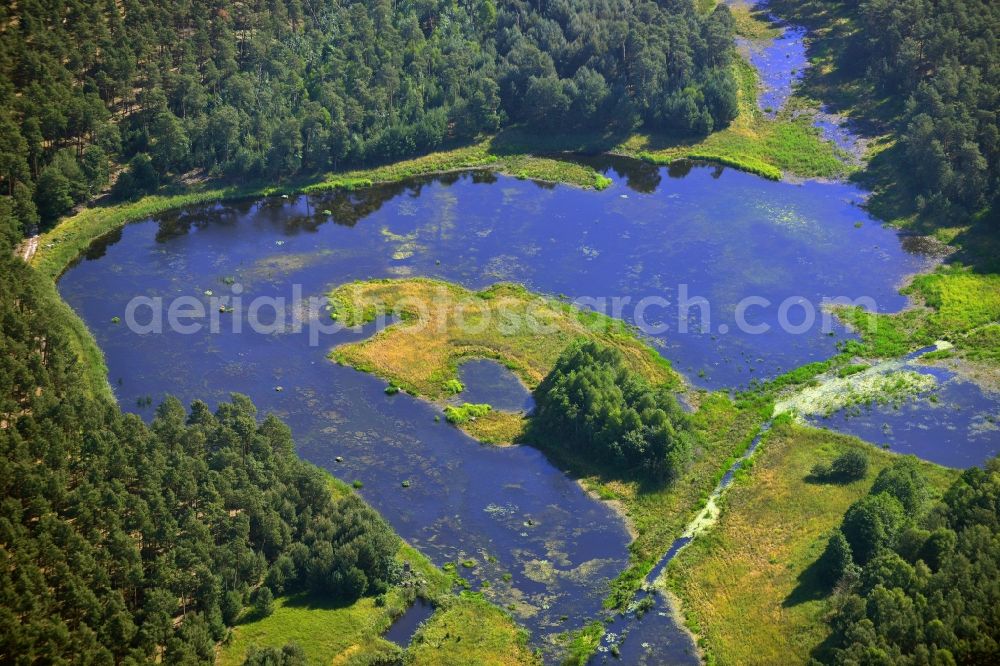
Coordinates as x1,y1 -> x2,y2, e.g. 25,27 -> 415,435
532,340 -> 693,482
0,0 -> 737,230
800,0 -> 999,225
2,0 -> 999,663
819,457 -> 1000,662
0,213 -> 399,663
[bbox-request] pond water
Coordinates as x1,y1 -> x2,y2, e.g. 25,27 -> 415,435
738,23 -> 807,117
455,359 -> 535,413
59,162 -> 955,659
70,164 -> 937,387
384,598 -> 435,647
730,0 -> 865,157
809,365 -> 1000,468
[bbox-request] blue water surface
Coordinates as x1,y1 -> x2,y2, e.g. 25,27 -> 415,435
58,164 -> 953,658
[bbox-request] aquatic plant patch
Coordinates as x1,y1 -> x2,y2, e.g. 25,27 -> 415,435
774,367 -> 936,418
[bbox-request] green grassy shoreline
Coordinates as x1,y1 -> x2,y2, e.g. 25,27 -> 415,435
218,475 -> 538,665
30,140 -> 612,282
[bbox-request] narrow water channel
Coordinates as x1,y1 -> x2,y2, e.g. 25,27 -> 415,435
589,423 -> 772,663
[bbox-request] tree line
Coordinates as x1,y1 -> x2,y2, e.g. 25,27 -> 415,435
0,0 -> 738,230
817,456 -> 1000,663
0,211 -> 400,663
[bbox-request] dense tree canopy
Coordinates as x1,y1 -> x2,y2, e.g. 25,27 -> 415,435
0,214 -> 399,663
820,456 -> 1000,663
0,0 -> 738,226
532,339 -> 693,482
843,0 -> 999,222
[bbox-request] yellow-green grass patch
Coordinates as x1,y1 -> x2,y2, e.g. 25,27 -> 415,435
407,593 -> 540,666
838,265 -> 1000,365
327,278 -> 681,401
459,410 -> 529,445
618,58 -> 846,181
729,1 -> 782,40
216,592 -> 404,666
665,421 -> 958,665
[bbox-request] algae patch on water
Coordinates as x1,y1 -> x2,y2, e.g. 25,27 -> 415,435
774,366 -> 937,419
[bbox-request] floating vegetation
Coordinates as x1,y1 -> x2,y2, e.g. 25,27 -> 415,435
110,316 -> 120,324
380,226 -> 423,260
775,367 -> 937,419
351,479 -> 364,489
483,502 -> 519,518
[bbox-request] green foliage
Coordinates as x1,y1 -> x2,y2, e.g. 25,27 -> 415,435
825,458 -> 1000,664
253,588 -> 276,619
870,456 -> 929,515
840,487 -> 906,566
0,249 -> 399,662
836,364 -> 868,378
0,0 -> 738,232
442,379 -> 464,395
443,403 -> 492,424
243,643 -> 307,666
818,530 -> 855,584
532,339 -> 693,482
769,0 -> 999,227
851,0 -> 998,223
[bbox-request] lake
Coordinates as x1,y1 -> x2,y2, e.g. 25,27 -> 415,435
58,161 -> 995,659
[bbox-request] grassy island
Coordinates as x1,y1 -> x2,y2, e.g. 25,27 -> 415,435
328,278 -> 682,401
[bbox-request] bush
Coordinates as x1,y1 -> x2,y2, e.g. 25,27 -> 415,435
443,379 -> 464,395
244,643 -> 307,666
818,530 -> 854,585
221,590 -> 243,626
841,493 -> 906,565
870,457 -> 927,514
444,403 -> 491,424
810,449 -> 869,483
